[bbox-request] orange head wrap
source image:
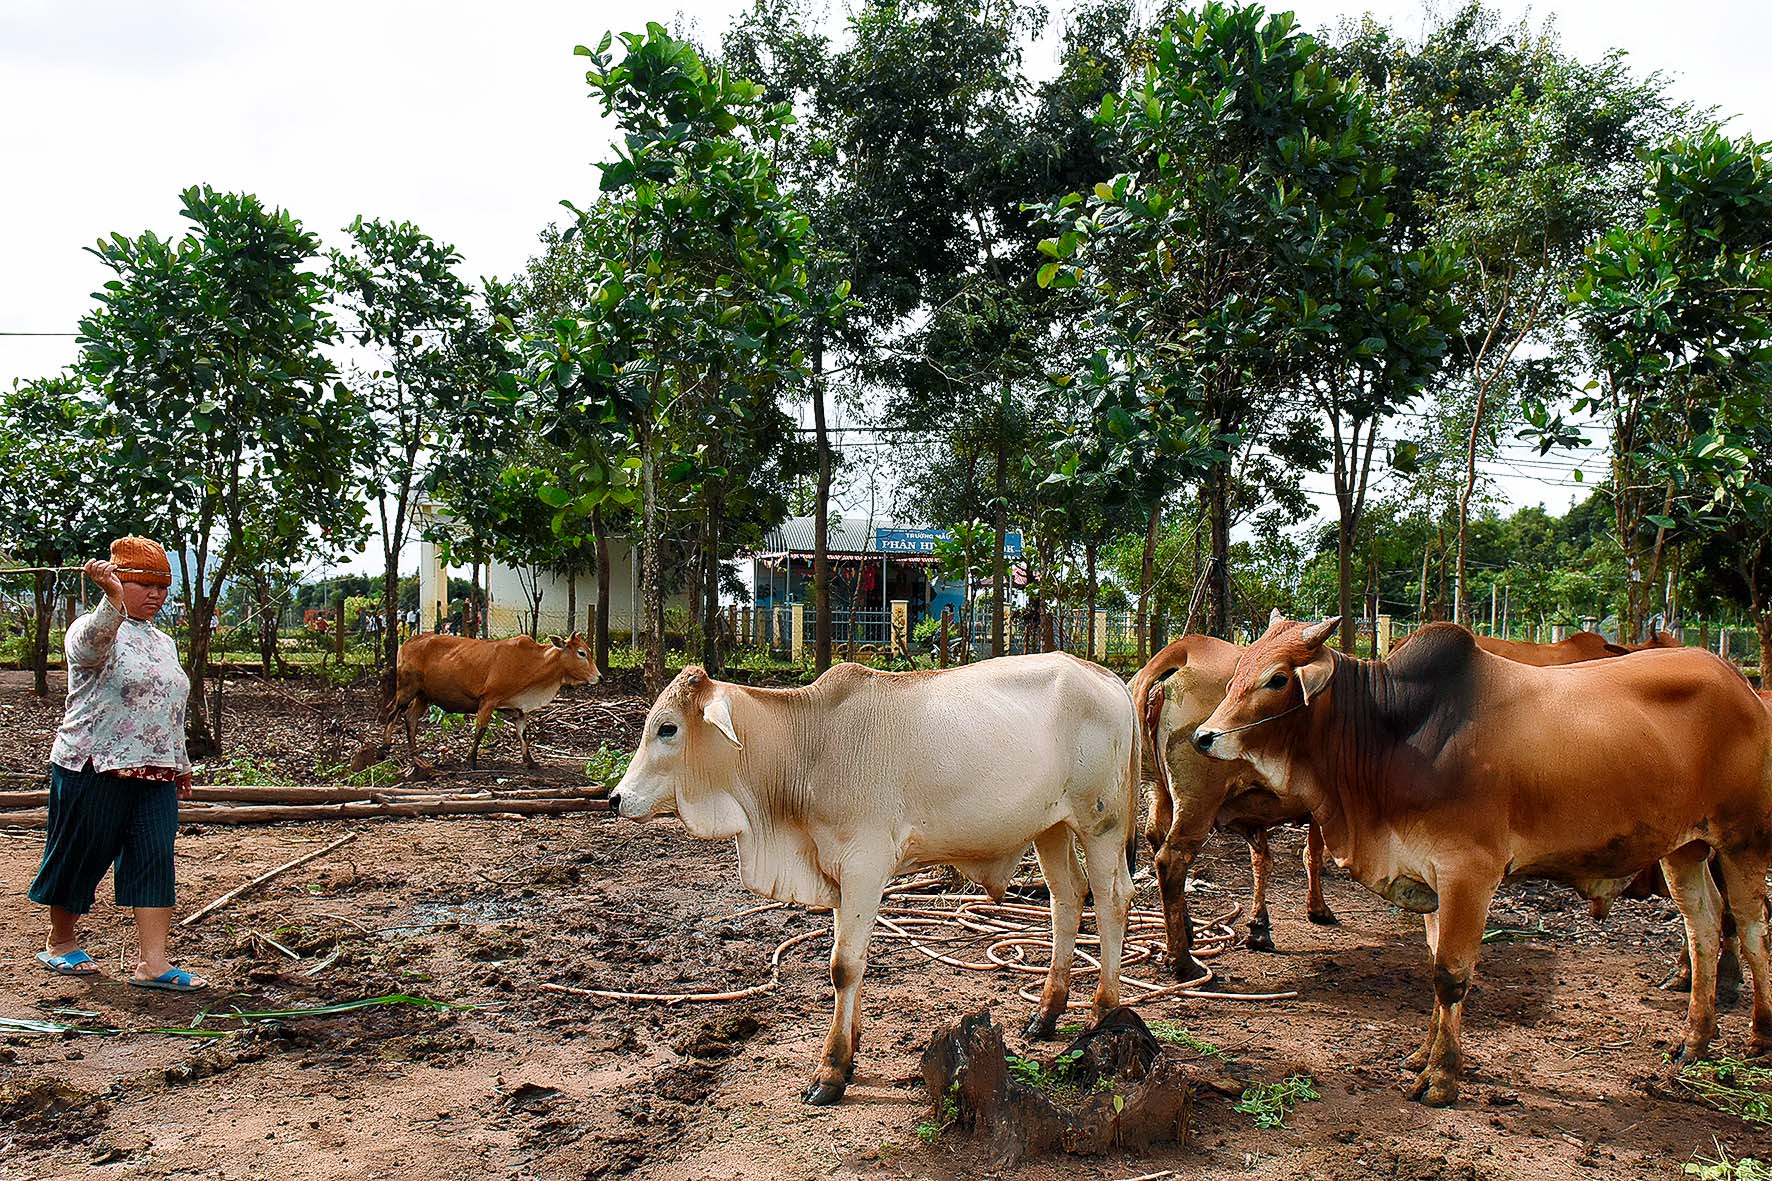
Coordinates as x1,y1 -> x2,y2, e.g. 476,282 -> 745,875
110,536 -> 173,588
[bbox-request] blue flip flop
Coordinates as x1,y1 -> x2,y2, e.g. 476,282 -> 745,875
36,948 -> 98,975
129,967 -> 207,992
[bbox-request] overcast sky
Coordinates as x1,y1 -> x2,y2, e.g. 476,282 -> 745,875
2,0 -> 1766,574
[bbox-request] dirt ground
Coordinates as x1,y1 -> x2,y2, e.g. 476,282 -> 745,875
1,671 -> 1767,1180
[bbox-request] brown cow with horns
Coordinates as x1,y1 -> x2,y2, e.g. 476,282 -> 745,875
1131,636 -> 1336,981
1193,612 -> 1772,1106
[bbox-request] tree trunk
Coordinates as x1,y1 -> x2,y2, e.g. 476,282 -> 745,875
1337,513 -> 1355,654
593,505 -> 611,673
334,589 -> 346,667
256,573 -> 275,676
469,560 -> 481,638
1418,534 -> 1432,624
1206,461 -> 1230,637
185,581 -> 219,758
31,571 -> 54,697
566,565 -> 578,644
1757,610 -> 1772,681
382,564 -> 400,703
1085,540 -> 1098,656
992,438 -> 1007,659
701,492 -> 721,673
640,424 -> 664,692
1138,500 -> 1160,662
812,336 -> 833,675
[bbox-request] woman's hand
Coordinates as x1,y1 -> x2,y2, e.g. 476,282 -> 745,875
177,772 -> 193,800
83,559 -> 125,608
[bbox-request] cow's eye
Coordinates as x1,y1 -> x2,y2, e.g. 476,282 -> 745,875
1265,673 -> 1289,692
658,723 -> 678,739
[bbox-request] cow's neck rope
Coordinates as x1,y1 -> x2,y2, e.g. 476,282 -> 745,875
1215,696 -> 1308,736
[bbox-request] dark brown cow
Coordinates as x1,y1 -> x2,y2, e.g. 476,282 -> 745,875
388,632 -> 598,768
1194,615 -> 1772,1106
1130,637 -> 1335,981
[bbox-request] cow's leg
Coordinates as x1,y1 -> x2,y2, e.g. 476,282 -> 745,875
513,713 -> 538,769
1305,821 -> 1338,926
1081,827 -> 1134,1023
1663,860 -> 1743,1004
1027,826 -> 1086,1038
1403,910 -> 1442,1072
402,697 -> 426,764
1660,842 -> 1723,1062
1153,832 -> 1206,984
1245,829 -> 1275,952
1145,778 -> 1173,858
1407,873 -> 1495,1107
1715,856 -> 1743,1008
469,702 -> 498,769
806,862 -> 889,1106
1711,848 -> 1772,1057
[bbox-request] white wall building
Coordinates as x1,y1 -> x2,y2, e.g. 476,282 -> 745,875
413,504 -> 687,639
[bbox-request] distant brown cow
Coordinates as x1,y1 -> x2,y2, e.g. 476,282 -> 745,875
388,633 -> 598,768
1194,615 -> 1772,1106
1620,630 -> 1682,652
1397,628 -> 1629,666
1130,636 -> 1334,982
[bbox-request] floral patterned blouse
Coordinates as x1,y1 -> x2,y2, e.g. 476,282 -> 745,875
50,598 -> 192,776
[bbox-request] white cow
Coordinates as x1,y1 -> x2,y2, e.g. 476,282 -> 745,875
607,655 -> 1141,1105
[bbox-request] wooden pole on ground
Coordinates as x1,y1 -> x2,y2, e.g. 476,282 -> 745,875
182,833 -> 359,927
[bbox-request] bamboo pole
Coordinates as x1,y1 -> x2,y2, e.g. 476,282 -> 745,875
0,783 -> 610,808
0,796 -> 611,830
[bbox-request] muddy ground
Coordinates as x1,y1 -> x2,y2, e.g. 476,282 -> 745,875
1,671 -> 1767,1180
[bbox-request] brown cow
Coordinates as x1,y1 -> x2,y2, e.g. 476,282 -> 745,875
1621,630 -> 1683,652
1194,615 -> 1772,1106
388,632 -> 598,768
1130,637 -> 1335,981
1396,628 -> 1629,666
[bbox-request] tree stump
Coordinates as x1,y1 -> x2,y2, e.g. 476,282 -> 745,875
920,1007 -> 1194,1168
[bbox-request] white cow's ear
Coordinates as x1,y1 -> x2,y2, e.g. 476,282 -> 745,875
1298,650 -> 1334,705
703,692 -> 743,749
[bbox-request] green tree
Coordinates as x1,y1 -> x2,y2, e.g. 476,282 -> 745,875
79,186 -> 358,751
1559,129 -> 1772,639
573,24 -> 824,684
329,216 -> 476,696
0,378 -> 150,696
1042,2 -> 1413,637
1328,3 -> 1687,625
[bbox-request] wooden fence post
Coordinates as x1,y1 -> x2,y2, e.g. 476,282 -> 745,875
891,600 -> 908,659
1093,610 -> 1108,662
938,607 -> 951,669
1376,614 -> 1392,659
791,603 -> 805,664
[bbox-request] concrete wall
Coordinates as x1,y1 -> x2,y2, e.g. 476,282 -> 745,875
423,537 -> 690,640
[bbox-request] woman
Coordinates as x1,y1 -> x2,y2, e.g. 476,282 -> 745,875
29,537 -> 206,990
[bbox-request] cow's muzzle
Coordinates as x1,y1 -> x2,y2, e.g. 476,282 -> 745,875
1192,728 -> 1221,755
605,792 -> 624,818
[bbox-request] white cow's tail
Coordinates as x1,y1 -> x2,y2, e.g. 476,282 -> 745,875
1124,683 -> 1143,877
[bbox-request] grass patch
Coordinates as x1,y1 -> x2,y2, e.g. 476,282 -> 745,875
210,756 -> 291,786
1006,1048 -> 1086,1094
1678,1057 -> 1772,1128
1147,1020 -> 1226,1058
1235,1074 -> 1319,1129
584,743 -> 632,786
1686,1139 -> 1771,1180
914,1084 -> 961,1144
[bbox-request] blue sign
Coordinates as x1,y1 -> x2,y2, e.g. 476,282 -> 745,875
874,528 -> 1024,558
